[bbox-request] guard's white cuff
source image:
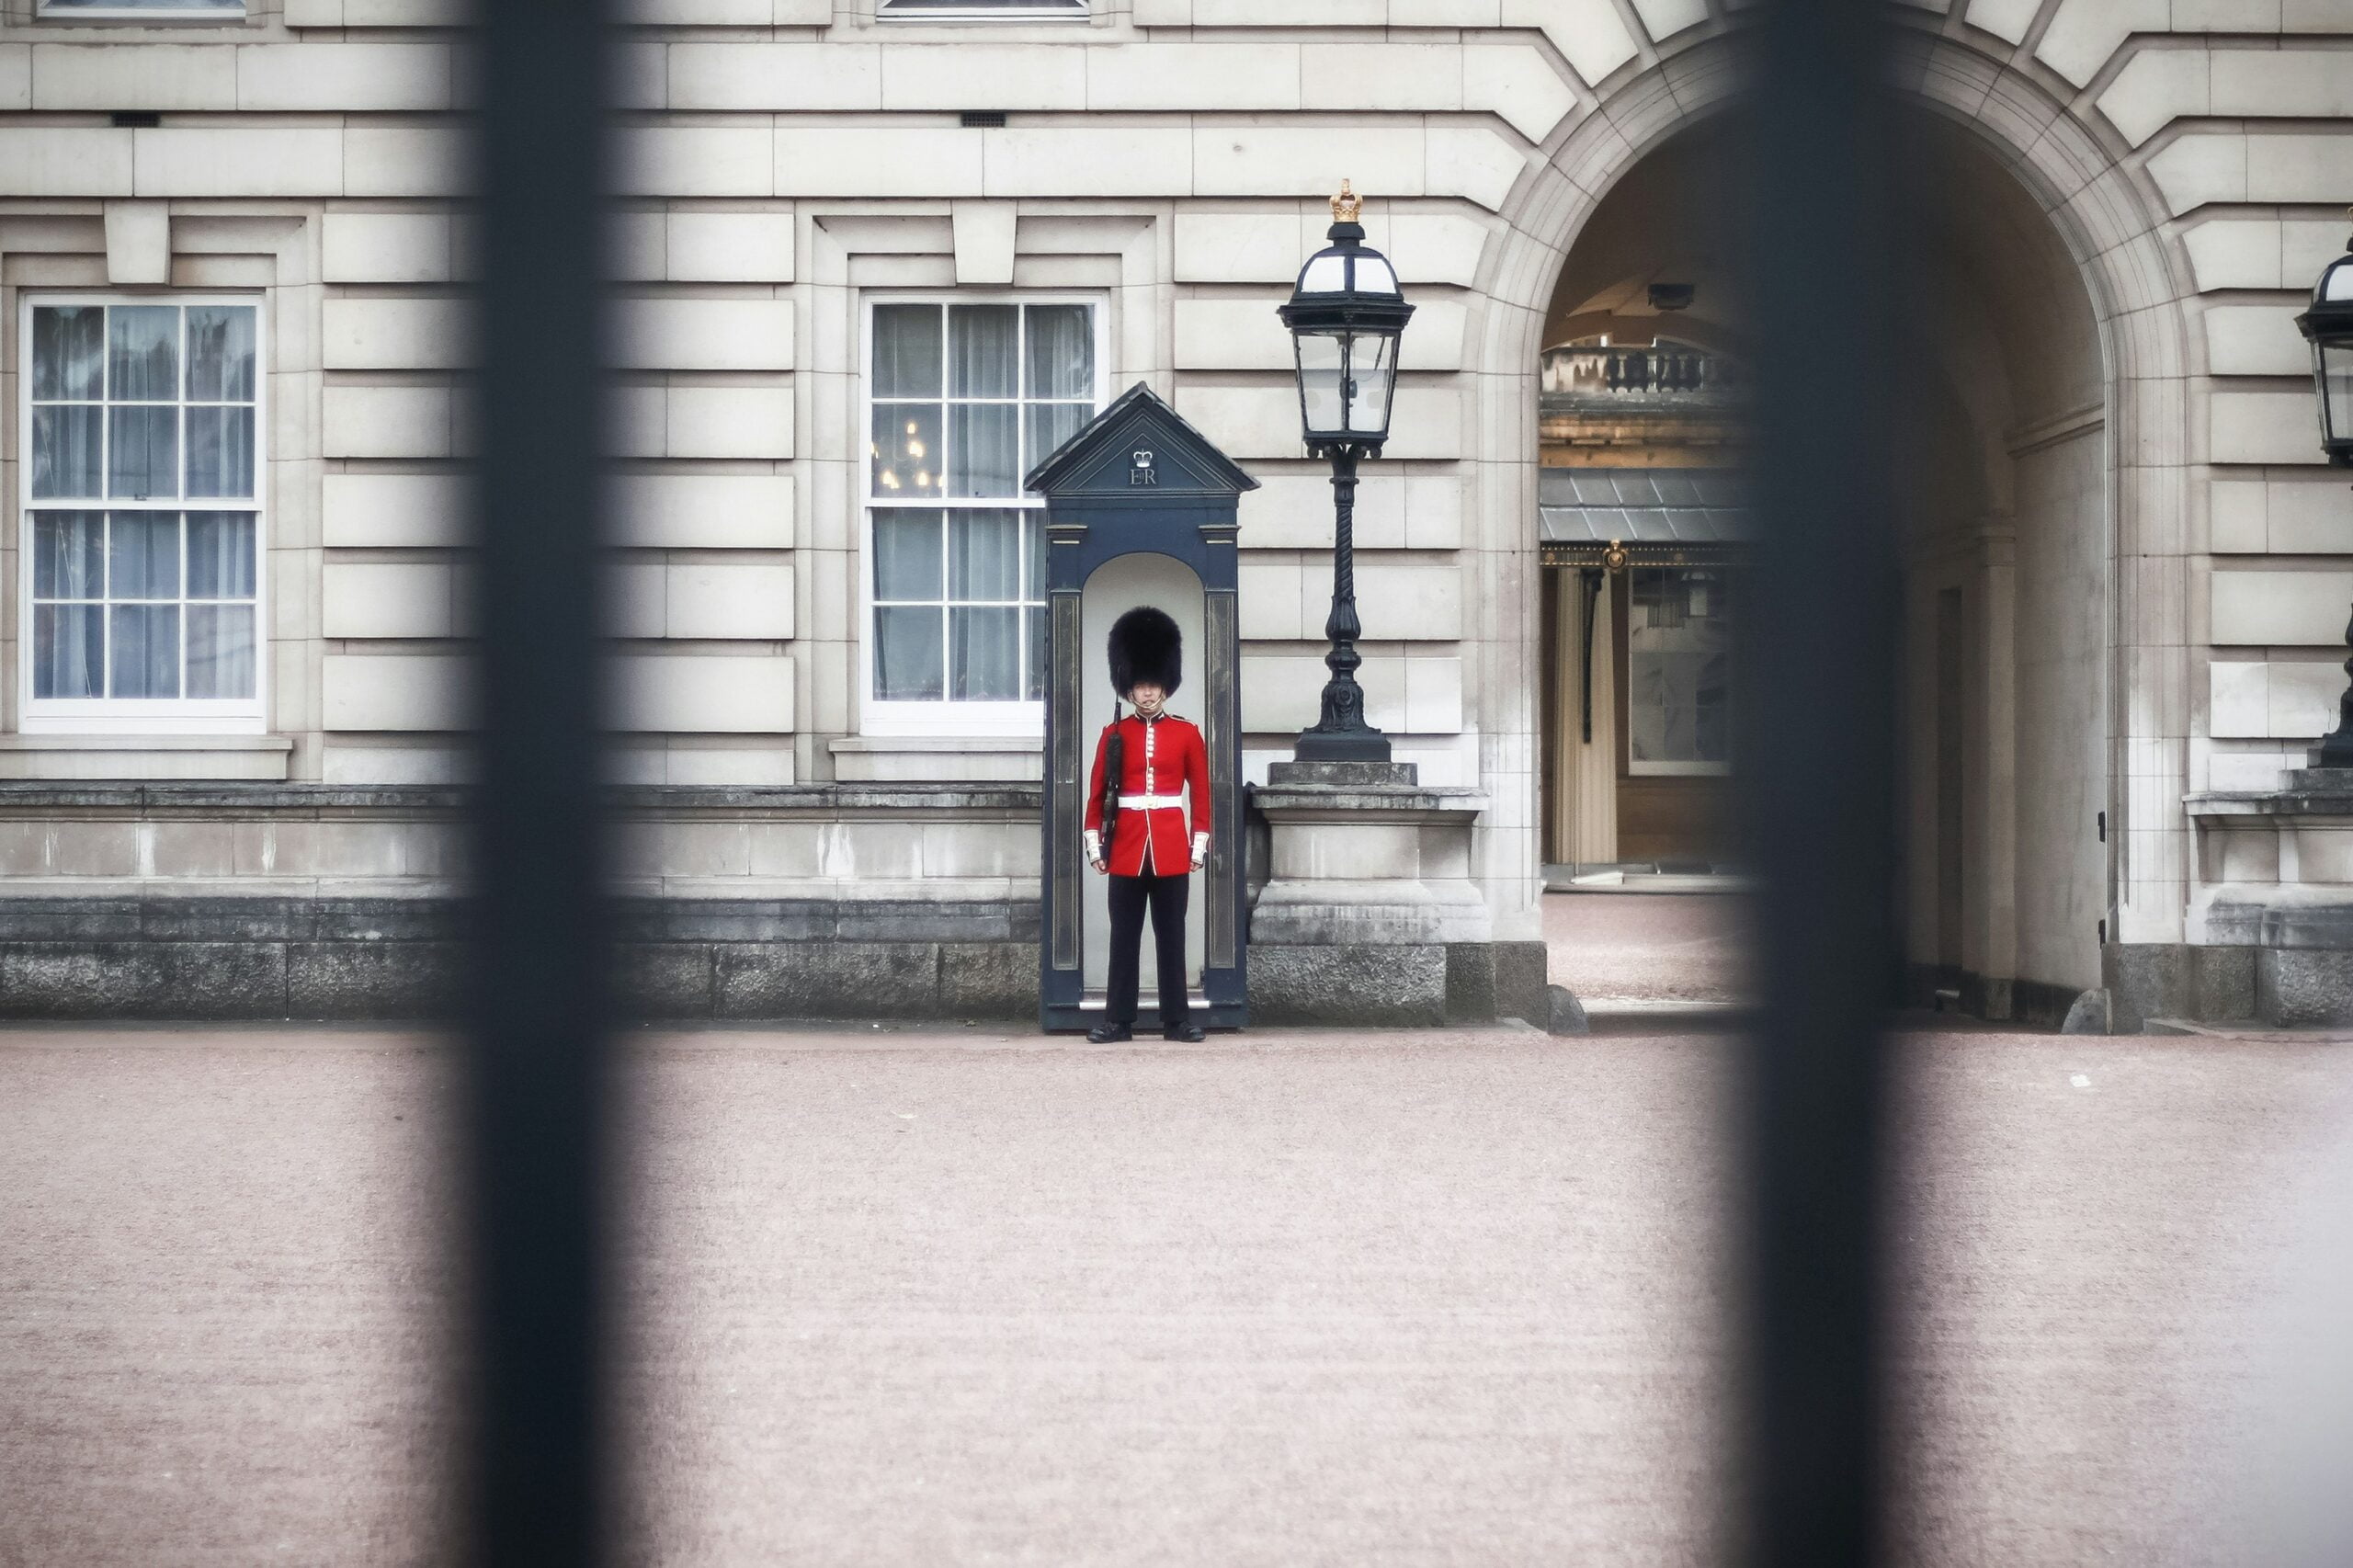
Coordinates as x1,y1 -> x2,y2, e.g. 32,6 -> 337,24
1084,829 -> 1101,858
1190,832 -> 1209,854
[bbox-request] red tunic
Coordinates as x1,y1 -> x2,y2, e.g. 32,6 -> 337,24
1083,711 -> 1211,877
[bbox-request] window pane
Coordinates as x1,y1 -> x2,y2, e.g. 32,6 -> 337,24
109,604 -> 181,699
33,605 -> 104,699
1629,568 -> 1731,766
1025,513 -> 1046,599
30,406 -> 102,500
948,403 -> 1017,497
108,305 -> 180,403
948,304 -> 1017,398
1296,330 -> 1346,433
2325,341 -> 2353,447
186,306 -> 257,402
187,604 -> 256,699
872,304 -> 942,398
950,606 -> 1020,700
33,513 -> 106,599
1301,254 -> 1347,291
1694,652 -> 1730,760
1026,604 -> 1047,702
32,306 -> 104,401
1345,331 -> 1397,435
871,403 -> 943,497
873,511 -> 943,601
108,406 -> 179,500
949,509 -> 1021,601
1023,403 -> 1090,473
110,513 -> 182,599
1025,304 -> 1092,400
188,512 -> 256,598
187,407 -> 256,499
875,606 -> 944,701
1629,658 -> 1684,764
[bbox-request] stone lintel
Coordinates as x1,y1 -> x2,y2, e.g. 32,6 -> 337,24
0,780 -> 1044,817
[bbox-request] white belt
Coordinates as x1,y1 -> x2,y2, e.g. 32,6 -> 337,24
1119,793 -> 1185,809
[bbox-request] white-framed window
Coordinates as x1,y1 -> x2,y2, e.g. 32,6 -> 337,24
1627,566 -> 1731,776
862,295 -> 1101,736
38,0 -> 244,16
879,0 -> 1084,17
18,296 -> 266,734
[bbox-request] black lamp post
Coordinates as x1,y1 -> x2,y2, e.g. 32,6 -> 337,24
2295,215 -> 2353,767
1279,181 -> 1414,762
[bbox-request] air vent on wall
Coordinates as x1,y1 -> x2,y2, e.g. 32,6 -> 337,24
961,111 -> 1007,128
111,111 -> 163,129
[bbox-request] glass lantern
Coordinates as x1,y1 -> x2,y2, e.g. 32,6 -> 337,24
1279,182 -> 1415,455
2297,226 -> 2353,467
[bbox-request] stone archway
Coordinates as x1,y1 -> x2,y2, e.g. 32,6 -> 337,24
1461,25 -> 2191,1016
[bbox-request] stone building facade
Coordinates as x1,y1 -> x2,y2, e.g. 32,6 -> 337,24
0,0 -> 2347,1025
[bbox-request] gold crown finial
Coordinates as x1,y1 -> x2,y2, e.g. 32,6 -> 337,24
1331,180 -> 1361,223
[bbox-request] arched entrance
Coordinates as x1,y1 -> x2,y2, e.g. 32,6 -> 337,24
1483,33 -> 2183,1020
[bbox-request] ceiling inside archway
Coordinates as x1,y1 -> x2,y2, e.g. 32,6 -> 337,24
1543,108 -> 2102,441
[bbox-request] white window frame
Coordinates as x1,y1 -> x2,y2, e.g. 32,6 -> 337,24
17,291 -> 268,736
36,0 -> 245,18
858,291 -> 1106,739
1624,564 -> 1732,778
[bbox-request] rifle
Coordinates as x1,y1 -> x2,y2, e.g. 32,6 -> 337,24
1097,699 -> 1123,866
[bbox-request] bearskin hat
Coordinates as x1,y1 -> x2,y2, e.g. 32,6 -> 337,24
1108,606 -> 1182,699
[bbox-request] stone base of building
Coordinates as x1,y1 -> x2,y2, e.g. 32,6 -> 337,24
0,896 -> 1547,1028
1247,940 -> 1549,1028
1898,945 -> 2353,1032
0,896 -> 1038,1023
2107,940 -> 2353,1029
2166,773 -> 2353,1027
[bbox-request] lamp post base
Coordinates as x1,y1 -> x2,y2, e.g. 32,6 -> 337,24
1293,724 -> 1392,764
1268,756 -> 1416,788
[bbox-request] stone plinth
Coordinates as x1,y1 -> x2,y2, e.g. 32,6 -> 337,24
1246,762 -> 1546,1026
2184,777 -> 2353,1026
0,781 -> 1043,1022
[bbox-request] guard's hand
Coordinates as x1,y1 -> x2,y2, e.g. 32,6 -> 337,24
1191,850 -> 1207,872
1090,856 -> 1108,874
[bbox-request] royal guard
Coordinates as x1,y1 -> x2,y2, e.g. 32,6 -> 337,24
1084,607 -> 1211,1043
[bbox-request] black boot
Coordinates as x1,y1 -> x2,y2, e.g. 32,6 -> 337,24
1086,1021 -> 1132,1043
1162,1021 -> 1206,1042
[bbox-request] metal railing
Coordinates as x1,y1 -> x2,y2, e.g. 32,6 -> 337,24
1541,342 -> 1741,399
464,1 -> 619,1563
1734,1 -> 1901,1564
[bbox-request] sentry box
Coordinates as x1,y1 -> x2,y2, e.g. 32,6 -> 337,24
1023,383 -> 1258,1033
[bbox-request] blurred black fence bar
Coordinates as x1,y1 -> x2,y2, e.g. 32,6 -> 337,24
464,1 -> 619,1564
1738,1 -> 1902,1564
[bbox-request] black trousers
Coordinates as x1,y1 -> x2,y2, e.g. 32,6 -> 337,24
1106,870 -> 1190,1028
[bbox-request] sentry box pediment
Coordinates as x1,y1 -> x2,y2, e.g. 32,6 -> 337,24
1023,383 -> 1259,1033
1024,380 -> 1259,505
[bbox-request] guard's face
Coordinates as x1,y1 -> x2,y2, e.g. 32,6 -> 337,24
1129,682 -> 1165,717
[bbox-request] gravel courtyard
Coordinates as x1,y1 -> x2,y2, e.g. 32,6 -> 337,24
5,1021 -> 2352,1565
